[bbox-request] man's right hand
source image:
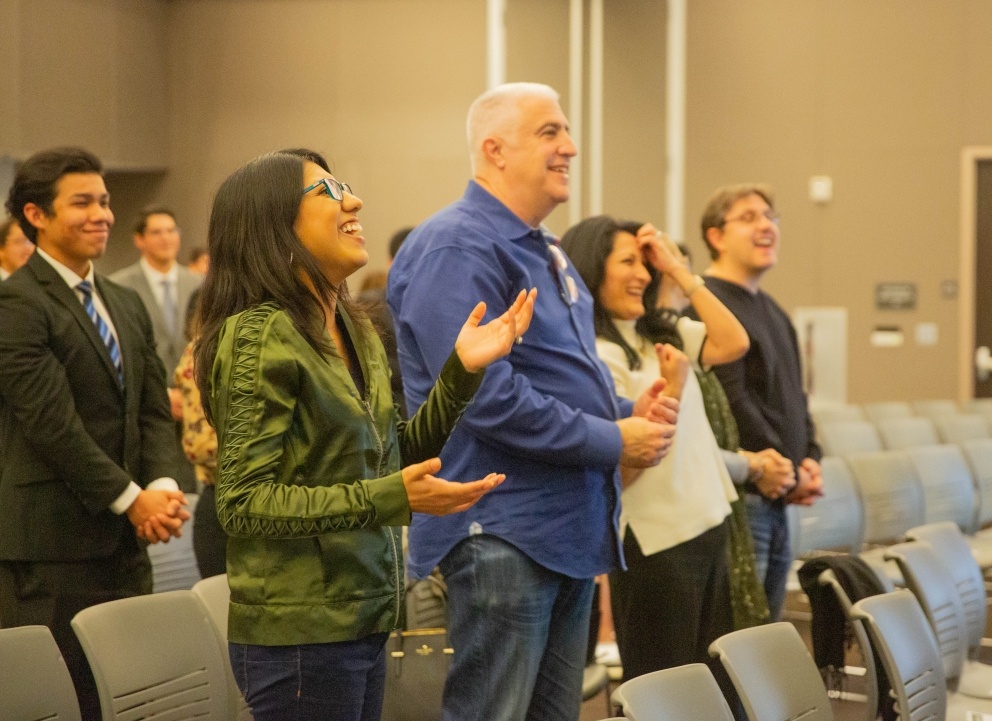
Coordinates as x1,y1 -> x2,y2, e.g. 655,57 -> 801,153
617,416 -> 675,468
127,489 -> 190,543
402,458 -> 505,516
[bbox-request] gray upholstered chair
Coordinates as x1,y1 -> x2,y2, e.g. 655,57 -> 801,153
0,625 -> 81,721
71,590 -> 231,721
709,622 -> 833,721
610,663 -> 735,721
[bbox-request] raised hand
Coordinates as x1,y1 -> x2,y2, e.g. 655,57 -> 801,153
454,289 -> 537,373
656,343 -> 690,400
636,223 -> 685,275
402,457 -> 506,515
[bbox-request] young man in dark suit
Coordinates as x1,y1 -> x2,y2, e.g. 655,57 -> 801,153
0,147 -> 191,719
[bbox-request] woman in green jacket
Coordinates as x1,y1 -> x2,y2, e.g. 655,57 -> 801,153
194,148 -> 535,721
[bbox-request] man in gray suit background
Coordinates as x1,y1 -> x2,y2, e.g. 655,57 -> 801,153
111,207 -> 202,492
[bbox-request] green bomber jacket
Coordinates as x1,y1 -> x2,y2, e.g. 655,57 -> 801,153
209,301 -> 481,646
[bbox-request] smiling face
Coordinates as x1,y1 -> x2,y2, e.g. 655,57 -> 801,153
134,212 -> 181,271
599,231 -> 652,321
293,161 -> 366,287
707,193 -> 780,282
24,172 -> 113,277
498,95 -> 576,225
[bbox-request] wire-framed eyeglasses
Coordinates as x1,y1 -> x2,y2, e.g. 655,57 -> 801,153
303,177 -> 353,201
722,209 -> 780,226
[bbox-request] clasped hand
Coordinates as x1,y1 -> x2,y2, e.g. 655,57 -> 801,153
127,489 -> 191,544
454,289 -> 537,373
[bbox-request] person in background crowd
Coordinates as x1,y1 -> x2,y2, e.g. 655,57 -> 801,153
187,245 -> 209,275
0,215 -> 34,280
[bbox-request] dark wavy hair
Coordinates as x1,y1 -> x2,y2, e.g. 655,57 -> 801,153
5,147 -> 103,244
194,148 -> 359,422
561,215 -> 681,371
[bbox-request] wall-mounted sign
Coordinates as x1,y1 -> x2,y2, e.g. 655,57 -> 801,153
875,283 -> 917,311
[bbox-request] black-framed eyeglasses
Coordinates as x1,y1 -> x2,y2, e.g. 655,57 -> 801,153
722,209 -> 780,226
303,177 -> 353,201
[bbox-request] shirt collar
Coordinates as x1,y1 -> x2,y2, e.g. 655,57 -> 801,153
140,256 -> 178,284
35,246 -> 95,289
465,180 -> 555,245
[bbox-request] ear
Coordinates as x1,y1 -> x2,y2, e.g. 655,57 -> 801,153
133,232 -> 144,249
481,137 -> 505,169
20,203 -> 48,233
705,226 -> 725,255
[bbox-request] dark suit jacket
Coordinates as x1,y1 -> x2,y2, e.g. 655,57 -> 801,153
109,262 -> 202,380
0,253 -> 177,561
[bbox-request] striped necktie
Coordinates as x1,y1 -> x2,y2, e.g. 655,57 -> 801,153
77,280 -> 124,387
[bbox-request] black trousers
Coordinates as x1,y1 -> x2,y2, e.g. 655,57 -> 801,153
192,484 -> 228,579
610,520 -> 732,681
0,542 -> 152,721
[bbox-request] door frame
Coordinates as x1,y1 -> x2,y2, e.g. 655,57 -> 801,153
958,147 -> 992,401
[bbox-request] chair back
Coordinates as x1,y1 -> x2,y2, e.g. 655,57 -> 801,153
876,416 -> 939,450
863,401 -> 913,424
906,444 -> 979,531
0,625 -> 82,721
818,420 -> 882,456
708,622 -> 833,721
191,574 -> 254,721
912,399 -> 961,418
934,414 -> 990,444
851,590 -> 947,721
961,438 -> 992,528
907,522 -> 987,653
812,404 -> 866,426
845,450 -> 925,545
147,493 -> 202,592
788,456 -> 864,555
610,663 -> 735,721
71,590 -> 231,721
883,542 -> 968,683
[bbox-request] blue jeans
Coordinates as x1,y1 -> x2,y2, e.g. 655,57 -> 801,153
744,493 -> 791,620
230,633 -> 388,721
439,535 -> 595,721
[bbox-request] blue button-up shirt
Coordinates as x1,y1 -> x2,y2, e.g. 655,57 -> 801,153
388,181 -> 631,579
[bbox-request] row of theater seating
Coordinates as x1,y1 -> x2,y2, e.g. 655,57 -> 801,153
789,442 -> 992,560
0,575 -> 250,721
812,397 -> 992,426
599,523 -> 992,721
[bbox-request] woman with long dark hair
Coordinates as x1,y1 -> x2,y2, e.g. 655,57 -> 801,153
194,148 -> 534,721
562,215 -> 755,684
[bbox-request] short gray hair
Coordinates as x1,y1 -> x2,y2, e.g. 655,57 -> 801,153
466,82 -> 560,172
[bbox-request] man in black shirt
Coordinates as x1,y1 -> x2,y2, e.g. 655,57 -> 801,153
693,184 -> 823,619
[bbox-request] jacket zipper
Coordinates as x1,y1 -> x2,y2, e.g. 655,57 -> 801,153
363,397 -> 402,627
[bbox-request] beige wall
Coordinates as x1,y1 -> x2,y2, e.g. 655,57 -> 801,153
4,0 -> 992,401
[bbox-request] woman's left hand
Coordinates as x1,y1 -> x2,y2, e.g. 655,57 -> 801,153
455,288 -> 537,372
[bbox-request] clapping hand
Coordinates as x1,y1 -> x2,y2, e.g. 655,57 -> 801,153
454,289 -> 537,372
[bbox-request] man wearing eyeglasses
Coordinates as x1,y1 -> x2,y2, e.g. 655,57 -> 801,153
388,82 -> 679,721
694,183 -> 824,621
